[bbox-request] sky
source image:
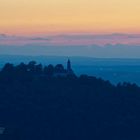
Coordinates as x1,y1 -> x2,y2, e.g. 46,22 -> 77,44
0,0 -> 140,57
0,0 -> 140,35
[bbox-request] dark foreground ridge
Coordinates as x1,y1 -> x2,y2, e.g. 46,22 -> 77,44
0,61 -> 140,140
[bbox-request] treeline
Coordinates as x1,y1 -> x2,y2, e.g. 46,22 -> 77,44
0,61 -> 67,78
0,61 -> 140,140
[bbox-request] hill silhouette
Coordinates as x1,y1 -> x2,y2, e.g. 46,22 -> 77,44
0,61 -> 140,140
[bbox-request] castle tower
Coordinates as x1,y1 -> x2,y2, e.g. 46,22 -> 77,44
67,59 -> 74,76
67,59 -> 71,72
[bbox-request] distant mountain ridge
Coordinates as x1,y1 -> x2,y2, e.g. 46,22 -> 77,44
0,55 -> 140,65
0,44 -> 140,58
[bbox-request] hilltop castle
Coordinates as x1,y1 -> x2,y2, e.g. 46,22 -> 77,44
67,59 -> 74,75
53,59 -> 75,77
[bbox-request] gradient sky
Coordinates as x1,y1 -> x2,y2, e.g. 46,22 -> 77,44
0,0 -> 140,35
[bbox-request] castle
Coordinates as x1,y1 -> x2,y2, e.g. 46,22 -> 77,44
67,59 -> 74,75
53,59 -> 75,77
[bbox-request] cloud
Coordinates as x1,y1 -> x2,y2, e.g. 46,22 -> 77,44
30,37 -> 50,41
0,34 -> 7,37
0,34 -> 8,39
47,33 -> 140,46
1,33 -> 140,47
52,33 -> 140,39
1,33 -> 140,58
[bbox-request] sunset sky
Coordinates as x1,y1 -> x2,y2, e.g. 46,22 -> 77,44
0,0 -> 140,35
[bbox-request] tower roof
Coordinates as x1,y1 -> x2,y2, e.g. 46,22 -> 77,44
67,59 -> 70,63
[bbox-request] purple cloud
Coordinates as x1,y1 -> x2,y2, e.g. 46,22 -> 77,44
1,33 -> 140,46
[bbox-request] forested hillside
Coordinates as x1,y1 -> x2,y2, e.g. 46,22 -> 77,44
0,62 -> 140,140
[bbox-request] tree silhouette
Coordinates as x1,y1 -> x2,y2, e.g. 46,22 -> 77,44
46,64 -> 54,76
54,64 -> 65,73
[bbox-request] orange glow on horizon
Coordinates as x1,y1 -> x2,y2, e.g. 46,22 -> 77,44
0,0 -> 140,35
